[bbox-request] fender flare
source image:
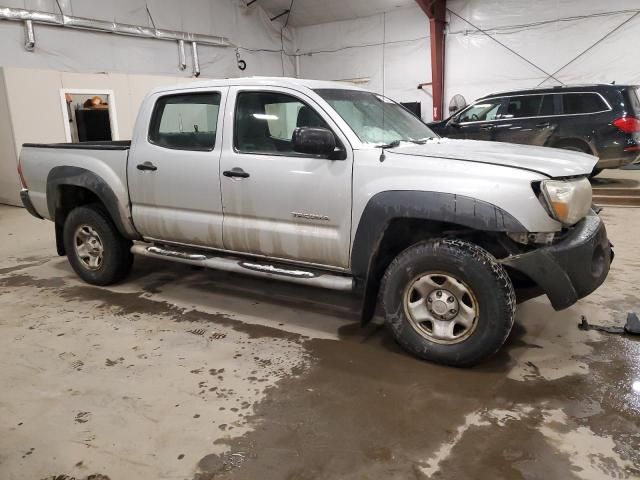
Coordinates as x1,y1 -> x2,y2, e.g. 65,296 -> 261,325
46,166 -> 140,240
351,190 -> 527,323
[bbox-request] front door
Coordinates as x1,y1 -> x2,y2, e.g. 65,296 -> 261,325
128,88 -> 227,247
219,87 -> 353,269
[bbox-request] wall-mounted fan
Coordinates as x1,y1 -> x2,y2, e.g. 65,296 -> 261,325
449,94 -> 467,115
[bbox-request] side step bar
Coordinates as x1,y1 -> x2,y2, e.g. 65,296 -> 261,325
131,244 -> 354,291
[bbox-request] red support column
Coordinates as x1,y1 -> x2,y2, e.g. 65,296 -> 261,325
415,0 -> 446,120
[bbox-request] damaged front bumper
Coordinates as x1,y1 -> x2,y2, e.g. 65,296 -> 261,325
501,211 -> 612,310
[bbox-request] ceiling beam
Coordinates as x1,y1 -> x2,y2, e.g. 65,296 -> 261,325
415,0 -> 446,120
415,0 -> 446,21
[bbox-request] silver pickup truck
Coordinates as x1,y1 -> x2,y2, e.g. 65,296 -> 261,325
18,77 -> 612,366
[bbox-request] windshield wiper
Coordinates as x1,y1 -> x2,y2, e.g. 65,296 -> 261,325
378,140 -> 401,162
377,139 -> 401,149
408,137 -> 435,144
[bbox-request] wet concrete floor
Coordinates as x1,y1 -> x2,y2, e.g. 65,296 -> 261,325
0,204 -> 638,479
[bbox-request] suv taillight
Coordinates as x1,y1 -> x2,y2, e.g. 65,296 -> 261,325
17,161 -> 27,189
612,116 -> 640,133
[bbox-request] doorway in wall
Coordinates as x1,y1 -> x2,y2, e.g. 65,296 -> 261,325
59,89 -> 119,143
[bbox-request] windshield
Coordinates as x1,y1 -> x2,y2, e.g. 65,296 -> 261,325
314,89 -> 437,145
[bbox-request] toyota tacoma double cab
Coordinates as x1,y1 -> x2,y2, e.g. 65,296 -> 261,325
18,77 -> 612,366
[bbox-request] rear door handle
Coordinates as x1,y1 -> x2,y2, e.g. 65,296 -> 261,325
223,167 -> 250,179
137,161 -> 157,171
536,122 -> 551,128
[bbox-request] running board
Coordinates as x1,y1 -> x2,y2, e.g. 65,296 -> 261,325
131,244 -> 354,291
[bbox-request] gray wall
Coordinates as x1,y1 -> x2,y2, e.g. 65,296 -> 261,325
0,0 -> 295,78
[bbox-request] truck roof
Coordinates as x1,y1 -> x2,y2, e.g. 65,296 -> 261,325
151,76 -> 370,95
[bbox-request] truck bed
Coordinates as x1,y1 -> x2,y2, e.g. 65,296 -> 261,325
22,140 -> 131,150
20,140 -> 132,222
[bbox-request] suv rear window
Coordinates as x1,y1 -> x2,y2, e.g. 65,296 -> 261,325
624,87 -> 640,115
561,93 -> 608,114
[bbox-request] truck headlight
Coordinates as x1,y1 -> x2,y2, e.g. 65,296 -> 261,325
540,178 -> 592,226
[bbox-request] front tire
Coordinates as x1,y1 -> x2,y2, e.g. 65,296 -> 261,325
381,239 -> 515,367
63,204 -> 133,285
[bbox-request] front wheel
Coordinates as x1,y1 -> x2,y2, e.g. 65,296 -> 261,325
381,239 -> 516,367
63,204 -> 133,285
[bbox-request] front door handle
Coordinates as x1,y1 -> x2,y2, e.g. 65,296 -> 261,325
137,161 -> 157,172
223,167 -> 250,179
536,122 -> 551,128
480,124 -> 495,131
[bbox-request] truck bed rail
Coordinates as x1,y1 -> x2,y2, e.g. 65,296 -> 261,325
23,140 -> 131,150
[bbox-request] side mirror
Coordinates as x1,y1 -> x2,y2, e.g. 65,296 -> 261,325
449,117 -> 461,128
292,127 -> 336,156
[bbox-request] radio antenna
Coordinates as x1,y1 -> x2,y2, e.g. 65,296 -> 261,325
382,12 -> 386,141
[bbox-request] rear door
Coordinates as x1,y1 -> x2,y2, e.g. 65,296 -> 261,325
450,97 -> 505,140
128,88 -> 227,247
493,94 -> 557,146
219,86 -> 353,268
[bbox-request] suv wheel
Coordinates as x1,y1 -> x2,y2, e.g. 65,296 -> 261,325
381,239 -> 515,367
63,204 -> 133,285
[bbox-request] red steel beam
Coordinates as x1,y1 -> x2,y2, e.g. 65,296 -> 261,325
415,0 -> 446,120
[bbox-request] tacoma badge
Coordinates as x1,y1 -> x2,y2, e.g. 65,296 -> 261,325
291,212 -> 330,221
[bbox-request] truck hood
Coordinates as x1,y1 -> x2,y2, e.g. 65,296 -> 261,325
387,138 -> 597,178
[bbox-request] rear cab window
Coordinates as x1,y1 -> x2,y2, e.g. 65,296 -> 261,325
149,92 -> 221,151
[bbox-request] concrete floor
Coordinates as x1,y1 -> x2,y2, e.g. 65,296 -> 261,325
0,200 -> 639,480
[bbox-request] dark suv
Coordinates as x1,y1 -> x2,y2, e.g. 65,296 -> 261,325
429,84 -> 640,176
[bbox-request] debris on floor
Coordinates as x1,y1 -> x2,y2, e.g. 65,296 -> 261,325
578,312 -> 640,335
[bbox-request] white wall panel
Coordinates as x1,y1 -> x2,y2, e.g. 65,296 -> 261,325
445,0 -> 640,113
0,0 -> 295,78
294,6 -> 432,120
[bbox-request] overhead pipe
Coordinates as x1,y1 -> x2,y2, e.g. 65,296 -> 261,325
0,6 -> 229,47
23,19 -> 35,51
191,41 -> 200,77
177,39 -> 186,70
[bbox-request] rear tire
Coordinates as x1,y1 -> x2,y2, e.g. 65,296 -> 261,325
63,204 -> 133,285
381,239 -> 516,367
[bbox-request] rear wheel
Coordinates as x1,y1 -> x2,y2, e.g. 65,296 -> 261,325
63,204 -> 133,285
381,239 -> 516,367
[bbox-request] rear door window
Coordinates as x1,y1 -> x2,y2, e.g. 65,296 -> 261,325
149,92 -> 221,151
503,95 -> 545,118
561,93 -> 608,114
